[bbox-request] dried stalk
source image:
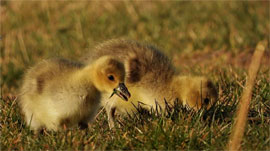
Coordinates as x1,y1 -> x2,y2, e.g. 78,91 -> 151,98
228,40 -> 267,150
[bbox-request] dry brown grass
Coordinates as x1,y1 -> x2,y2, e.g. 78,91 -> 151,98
228,41 -> 267,150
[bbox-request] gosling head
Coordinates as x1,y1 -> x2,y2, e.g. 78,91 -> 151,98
93,56 -> 131,101
196,79 -> 218,110
175,76 -> 218,110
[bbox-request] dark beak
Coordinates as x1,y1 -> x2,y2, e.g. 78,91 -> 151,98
109,83 -> 131,101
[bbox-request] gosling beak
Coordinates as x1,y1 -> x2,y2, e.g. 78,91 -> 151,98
109,83 -> 131,101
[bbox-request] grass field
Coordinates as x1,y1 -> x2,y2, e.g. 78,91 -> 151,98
1,1 -> 270,150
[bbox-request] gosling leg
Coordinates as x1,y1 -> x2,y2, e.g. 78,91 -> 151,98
105,105 -> 116,129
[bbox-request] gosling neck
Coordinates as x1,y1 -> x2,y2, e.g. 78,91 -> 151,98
73,64 -> 104,92
170,75 -> 185,100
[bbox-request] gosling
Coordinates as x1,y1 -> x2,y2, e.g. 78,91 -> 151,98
19,56 -> 130,131
82,39 -> 217,127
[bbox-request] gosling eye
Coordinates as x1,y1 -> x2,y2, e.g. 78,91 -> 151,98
204,98 -> 210,105
108,75 -> 115,81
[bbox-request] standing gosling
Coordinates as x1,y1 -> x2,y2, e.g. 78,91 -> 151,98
19,56 -> 130,131
82,39 -> 217,127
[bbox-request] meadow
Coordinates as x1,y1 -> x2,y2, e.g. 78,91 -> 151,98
1,1 -> 269,150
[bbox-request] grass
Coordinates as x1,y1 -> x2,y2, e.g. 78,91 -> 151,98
1,1 -> 269,150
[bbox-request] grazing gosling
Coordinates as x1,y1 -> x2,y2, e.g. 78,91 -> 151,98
19,56 -> 130,131
82,39 -> 217,127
